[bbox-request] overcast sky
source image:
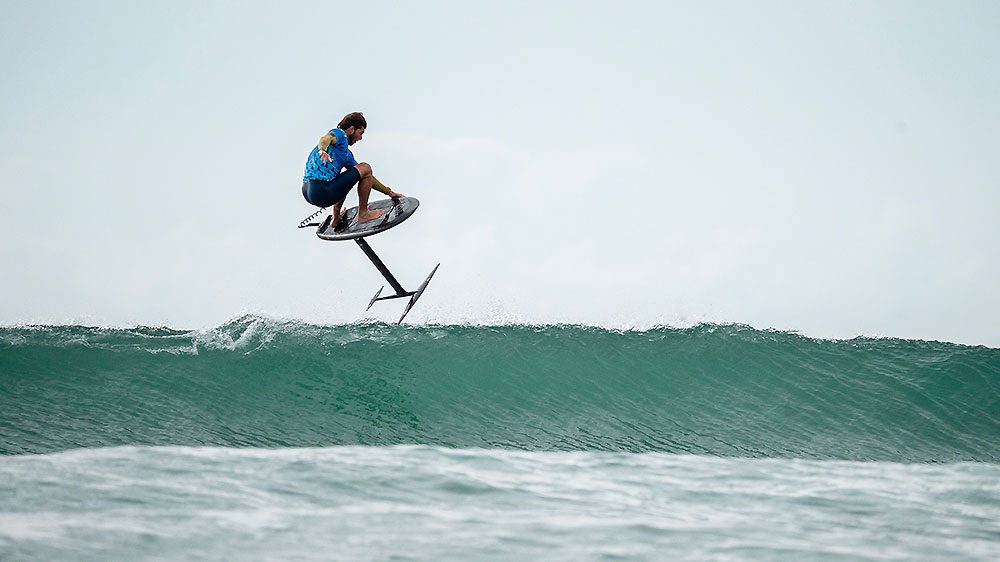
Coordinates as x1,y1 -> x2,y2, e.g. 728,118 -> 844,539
2,1 -> 998,346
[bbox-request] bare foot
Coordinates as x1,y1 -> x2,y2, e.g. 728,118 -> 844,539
357,209 -> 386,223
329,209 -> 347,229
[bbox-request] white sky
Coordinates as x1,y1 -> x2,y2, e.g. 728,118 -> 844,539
2,1 -> 998,346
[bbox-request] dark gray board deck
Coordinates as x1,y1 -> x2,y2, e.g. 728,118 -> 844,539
316,197 -> 419,241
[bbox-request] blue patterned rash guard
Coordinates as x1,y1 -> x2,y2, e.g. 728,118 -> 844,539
303,128 -> 359,181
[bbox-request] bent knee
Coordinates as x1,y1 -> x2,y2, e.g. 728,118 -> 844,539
356,162 -> 372,177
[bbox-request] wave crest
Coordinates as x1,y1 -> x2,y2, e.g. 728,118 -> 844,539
2,315 -> 997,461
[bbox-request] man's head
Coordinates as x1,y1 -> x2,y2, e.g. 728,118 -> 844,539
338,112 -> 367,145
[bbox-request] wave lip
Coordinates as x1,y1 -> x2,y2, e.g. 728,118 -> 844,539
2,315 -> 998,462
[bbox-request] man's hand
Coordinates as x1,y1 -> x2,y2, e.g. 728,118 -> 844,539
389,191 -> 405,199
319,149 -> 333,164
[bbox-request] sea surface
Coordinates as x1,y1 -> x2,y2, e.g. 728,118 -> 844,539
2,315 -> 998,560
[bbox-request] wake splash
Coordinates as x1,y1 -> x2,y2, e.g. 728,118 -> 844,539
2,315 -> 998,461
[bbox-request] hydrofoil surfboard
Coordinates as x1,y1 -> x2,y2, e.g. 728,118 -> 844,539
298,196 -> 438,323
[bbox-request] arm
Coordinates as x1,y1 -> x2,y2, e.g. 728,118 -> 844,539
372,176 -> 404,198
317,133 -> 336,152
317,133 -> 336,163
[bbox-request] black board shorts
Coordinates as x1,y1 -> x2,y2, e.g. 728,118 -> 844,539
302,166 -> 362,207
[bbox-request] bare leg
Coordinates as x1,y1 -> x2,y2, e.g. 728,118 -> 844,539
355,163 -> 385,223
330,199 -> 346,228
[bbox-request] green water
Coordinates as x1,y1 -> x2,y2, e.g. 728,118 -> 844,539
2,315 -> 998,461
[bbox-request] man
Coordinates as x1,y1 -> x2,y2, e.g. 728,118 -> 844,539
301,112 -> 403,227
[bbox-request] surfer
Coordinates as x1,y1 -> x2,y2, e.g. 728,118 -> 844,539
301,112 -> 404,226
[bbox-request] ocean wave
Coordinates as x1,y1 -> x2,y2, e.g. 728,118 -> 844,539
2,315 -> 998,461
2,445 -> 998,561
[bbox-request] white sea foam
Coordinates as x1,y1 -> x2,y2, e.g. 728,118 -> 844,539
1,446 -> 997,561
